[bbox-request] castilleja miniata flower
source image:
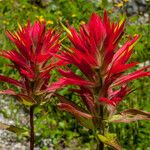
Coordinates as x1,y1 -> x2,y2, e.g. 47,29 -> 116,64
0,21 -> 60,104
48,11 -> 150,149
0,21 -> 60,150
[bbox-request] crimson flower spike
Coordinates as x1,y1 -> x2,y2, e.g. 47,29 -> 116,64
0,20 -> 60,150
49,11 -> 150,149
0,21 -> 60,105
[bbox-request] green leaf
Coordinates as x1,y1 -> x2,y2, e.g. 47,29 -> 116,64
56,94 -> 94,129
17,94 -> 37,106
76,116 -> 94,130
60,22 -> 72,36
0,90 -> 36,106
57,94 -> 94,119
101,0 -> 108,9
58,102 -> 93,119
0,122 -> 29,137
98,133 -> 121,150
61,43 -> 72,52
109,109 -> 150,123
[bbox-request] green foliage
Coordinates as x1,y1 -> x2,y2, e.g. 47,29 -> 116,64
0,0 -> 150,149
0,122 -> 28,136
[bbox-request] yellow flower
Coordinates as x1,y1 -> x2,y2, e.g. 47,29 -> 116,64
115,2 -> 123,8
2,20 -> 9,25
36,15 -> 45,22
32,5 -> 37,9
39,16 -> 44,22
72,14 -> 76,18
47,20 -> 54,25
22,5 -> 26,9
56,11 -> 62,15
134,34 -> 138,37
80,21 -> 85,25
108,10 -> 112,14
123,0 -> 128,2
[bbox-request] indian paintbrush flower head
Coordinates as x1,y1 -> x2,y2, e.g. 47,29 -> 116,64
0,20 -> 60,150
48,11 -> 150,149
0,21 -> 60,105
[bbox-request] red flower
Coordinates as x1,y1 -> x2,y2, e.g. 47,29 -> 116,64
100,85 -> 131,106
53,11 -> 150,122
57,12 -> 125,81
0,21 -> 60,105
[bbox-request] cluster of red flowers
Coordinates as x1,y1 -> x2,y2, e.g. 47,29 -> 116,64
0,21 -> 60,105
48,12 -> 150,123
0,11 -> 149,133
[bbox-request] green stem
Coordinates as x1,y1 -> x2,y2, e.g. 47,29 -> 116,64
30,106 -> 35,150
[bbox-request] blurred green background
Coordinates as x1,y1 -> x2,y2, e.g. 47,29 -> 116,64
0,0 -> 150,149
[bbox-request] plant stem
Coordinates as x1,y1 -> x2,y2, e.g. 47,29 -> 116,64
97,105 -> 104,150
30,106 -> 35,150
97,140 -> 104,150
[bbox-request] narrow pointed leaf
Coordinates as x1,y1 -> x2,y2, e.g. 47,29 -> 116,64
0,122 -> 29,137
76,116 -> 94,129
56,94 -> 94,119
98,133 -> 121,150
58,103 -> 93,119
0,75 -> 23,88
47,77 -> 95,92
113,66 -> 150,86
0,89 -> 17,95
109,109 -> 150,123
0,91 -> 36,106
60,22 -> 72,36
17,94 -> 37,106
